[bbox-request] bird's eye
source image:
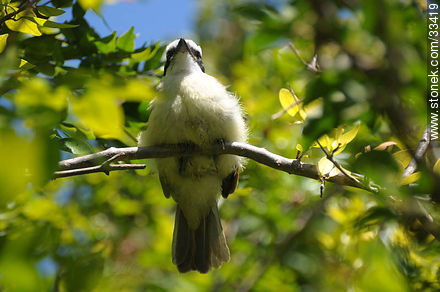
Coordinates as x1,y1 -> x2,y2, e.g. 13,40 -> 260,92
191,49 -> 201,59
166,48 -> 176,60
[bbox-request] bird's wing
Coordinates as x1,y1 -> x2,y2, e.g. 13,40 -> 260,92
221,169 -> 239,198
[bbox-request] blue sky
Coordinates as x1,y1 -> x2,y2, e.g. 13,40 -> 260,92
58,0 -> 198,46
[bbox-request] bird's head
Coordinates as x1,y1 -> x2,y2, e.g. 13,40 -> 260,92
164,38 -> 205,76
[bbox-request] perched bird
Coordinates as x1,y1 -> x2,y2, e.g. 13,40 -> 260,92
138,38 -> 247,273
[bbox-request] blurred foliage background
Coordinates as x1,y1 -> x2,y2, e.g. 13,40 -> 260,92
1,0 -> 439,291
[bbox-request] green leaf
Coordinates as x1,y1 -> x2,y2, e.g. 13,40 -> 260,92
37,5 -> 65,17
95,32 -> 117,54
61,138 -> 94,155
117,26 -> 135,52
60,122 -> 96,140
51,0 -> 73,8
130,43 -> 161,63
40,20 -> 79,28
0,34 -> 7,53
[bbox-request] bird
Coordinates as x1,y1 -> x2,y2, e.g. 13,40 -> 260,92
138,38 -> 247,273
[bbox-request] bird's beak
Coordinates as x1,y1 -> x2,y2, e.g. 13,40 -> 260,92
177,38 -> 197,62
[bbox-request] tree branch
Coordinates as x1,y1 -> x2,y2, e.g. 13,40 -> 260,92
57,142 -> 379,192
402,127 -> 430,178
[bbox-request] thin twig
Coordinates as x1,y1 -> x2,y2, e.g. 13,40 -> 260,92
271,86 -> 304,120
288,41 -> 320,72
316,140 -> 361,184
0,0 -> 34,26
53,163 -> 145,178
271,97 -> 304,120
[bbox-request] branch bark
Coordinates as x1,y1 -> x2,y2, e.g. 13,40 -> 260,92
57,142 -> 379,193
402,127 -> 430,178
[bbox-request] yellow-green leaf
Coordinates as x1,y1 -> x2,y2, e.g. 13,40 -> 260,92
328,166 -> 341,177
0,34 -> 8,53
334,127 -> 344,142
433,159 -> 440,175
120,79 -> 155,102
78,0 -> 102,11
393,150 -> 412,170
333,143 -> 347,156
296,143 -> 303,152
15,78 -> 67,110
400,172 -> 421,185
131,44 -> 160,63
279,88 -> 299,116
5,13 -> 42,36
19,59 -> 36,70
72,89 -> 124,140
298,108 -> 307,121
316,134 -> 330,148
304,97 -> 323,118
339,123 -> 360,145
318,157 -> 334,176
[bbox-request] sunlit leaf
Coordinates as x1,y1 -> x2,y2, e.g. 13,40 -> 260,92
0,0 -> 11,6
298,108 -> 307,121
393,150 -> 412,170
72,87 -> 124,140
279,88 -> 299,116
400,172 -> 421,185
0,133 -> 42,208
318,157 -> 334,176
19,59 -> 36,70
339,123 -> 360,145
15,78 -> 67,110
328,166 -> 341,177
5,13 -> 42,36
0,34 -> 8,53
434,158 -> 440,175
316,134 -> 330,148
121,79 -> 155,101
78,0 -> 101,11
304,97 -> 323,118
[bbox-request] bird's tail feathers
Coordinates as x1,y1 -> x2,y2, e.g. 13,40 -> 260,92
172,205 -> 230,273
